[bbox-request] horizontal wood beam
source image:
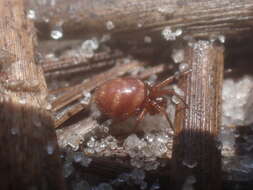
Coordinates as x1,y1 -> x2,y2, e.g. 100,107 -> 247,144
25,0 -> 253,39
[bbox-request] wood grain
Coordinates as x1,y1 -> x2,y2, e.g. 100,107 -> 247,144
25,0 -> 253,39
171,41 -> 224,190
0,0 -> 66,189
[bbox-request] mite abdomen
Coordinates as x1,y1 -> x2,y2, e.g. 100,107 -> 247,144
95,78 -> 146,120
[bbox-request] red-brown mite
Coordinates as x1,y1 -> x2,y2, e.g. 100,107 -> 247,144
94,71 -> 189,131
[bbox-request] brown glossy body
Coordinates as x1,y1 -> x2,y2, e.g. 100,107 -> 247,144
94,70 -> 190,131
95,78 -> 146,120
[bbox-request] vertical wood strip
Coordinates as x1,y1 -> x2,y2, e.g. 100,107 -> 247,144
171,41 -> 224,190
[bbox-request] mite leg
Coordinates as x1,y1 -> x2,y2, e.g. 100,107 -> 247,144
153,69 -> 191,89
132,108 -> 147,135
135,108 -> 147,127
149,101 -> 175,132
152,89 -> 188,110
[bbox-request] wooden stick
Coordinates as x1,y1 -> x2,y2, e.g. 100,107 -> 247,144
0,0 -> 65,189
25,0 -> 253,39
171,41 -> 224,190
42,49 -> 123,72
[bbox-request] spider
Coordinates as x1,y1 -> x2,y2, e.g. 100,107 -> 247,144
94,70 -> 190,131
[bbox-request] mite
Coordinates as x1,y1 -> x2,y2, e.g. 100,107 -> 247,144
94,71 -> 189,131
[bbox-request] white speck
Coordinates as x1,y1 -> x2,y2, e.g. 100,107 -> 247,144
147,74 -> 158,85
175,29 -> 183,36
172,95 -> 180,104
26,9 -> 36,20
124,134 -> 141,150
44,53 -> 56,60
19,96 -> 27,104
173,85 -> 184,97
50,0 -> 56,6
218,35 -> 226,43
209,35 -> 226,44
137,23 -> 143,28
157,7 -> 175,14
67,141 -> 81,152
80,91 -> 91,105
145,133 -> 155,143
94,141 -> 107,153
157,7 -> 166,14
144,36 -> 152,43
50,26 -> 63,40
81,38 -> 99,51
179,63 -> 189,72
209,35 -> 216,43
122,88 -> 135,94
106,21 -> 115,30
11,127 -> 20,135
87,137 -> 96,148
43,17 -> 50,23
171,49 -> 184,63
46,143 -> 54,155
156,135 -> 170,144
46,103 -> 52,110
81,38 -> 99,58
73,152 -> 84,163
162,26 -> 182,41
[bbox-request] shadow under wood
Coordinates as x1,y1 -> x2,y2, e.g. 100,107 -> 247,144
0,99 -> 65,190
69,155 -> 170,189
170,129 -> 221,190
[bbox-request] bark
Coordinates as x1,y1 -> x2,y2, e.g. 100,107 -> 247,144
25,0 -> 253,39
171,41 -> 224,190
0,0 -> 66,189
